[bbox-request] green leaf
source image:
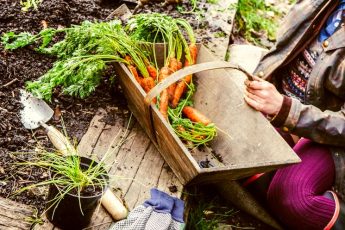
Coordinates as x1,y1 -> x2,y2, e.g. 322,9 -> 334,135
1,32 -> 37,50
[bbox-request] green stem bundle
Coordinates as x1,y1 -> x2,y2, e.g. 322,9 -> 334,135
1,20 -> 150,101
168,83 -> 217,146
127,13 -> 216,147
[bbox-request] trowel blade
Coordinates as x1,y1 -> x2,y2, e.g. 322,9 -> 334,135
20,90 -> 54,129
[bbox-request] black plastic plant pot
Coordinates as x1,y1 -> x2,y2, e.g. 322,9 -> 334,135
45,156 -> 108,230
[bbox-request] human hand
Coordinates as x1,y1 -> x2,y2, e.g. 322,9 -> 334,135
244,76 -> 283,116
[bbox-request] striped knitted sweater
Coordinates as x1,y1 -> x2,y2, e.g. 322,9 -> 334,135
281,9 -> 345,103
281,39 -> 322,103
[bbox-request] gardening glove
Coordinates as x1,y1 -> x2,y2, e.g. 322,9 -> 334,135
109,188 -> 185,230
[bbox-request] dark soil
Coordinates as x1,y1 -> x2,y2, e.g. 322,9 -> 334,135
0,0 -> 127,212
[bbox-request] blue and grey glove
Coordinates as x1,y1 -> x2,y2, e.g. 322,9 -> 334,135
110,188 -> 185,230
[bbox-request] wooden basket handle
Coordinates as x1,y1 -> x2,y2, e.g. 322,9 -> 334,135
144,61 -> 255,105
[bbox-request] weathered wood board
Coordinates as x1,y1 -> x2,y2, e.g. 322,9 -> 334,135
0,197 -> 35,230
114,62 -> 157,143
35,107 -> 183,229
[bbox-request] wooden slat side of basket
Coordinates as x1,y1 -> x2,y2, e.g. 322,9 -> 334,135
114,62 -> 157,142
189,162 -> 295,185
113,43 -> 173,142
151,105 -> 200,185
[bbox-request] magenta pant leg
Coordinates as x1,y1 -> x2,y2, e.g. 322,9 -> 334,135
267,139 -> 335,230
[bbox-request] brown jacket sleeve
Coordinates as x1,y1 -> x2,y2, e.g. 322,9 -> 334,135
270,96 -> 292,127
281,97 -> 345,147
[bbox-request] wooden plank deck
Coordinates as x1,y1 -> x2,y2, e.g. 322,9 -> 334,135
0,197 -> 36,230
35,108 -> 183,229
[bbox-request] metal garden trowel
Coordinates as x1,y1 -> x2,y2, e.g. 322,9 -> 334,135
19,90 -> 77,155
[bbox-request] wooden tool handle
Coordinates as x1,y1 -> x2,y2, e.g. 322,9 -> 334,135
144,61 -> 254,105
101,189 -> 128,220
41,123 -> 77,156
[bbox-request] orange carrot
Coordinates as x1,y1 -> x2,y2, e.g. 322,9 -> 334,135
169,57 -> 179,72
172,44 -> 197,105
171,60 -> 193,108
182,106 -> 211,125
177,61 -> 183,70
183,59 -> 192,85
128,65 -> 143,86
158,66 -> 171,82
171,82 -> 186,108
158,66 -> 173,119
141,77 -> 155,93
168,84 -> 177,102
167,58 -> 181,101
125,55 -> 132,64
146,64 -> 157,80
159,89 -> 169,120
125,55 -> 143,84
189,43 -> 198,64
142,77 -> 157,104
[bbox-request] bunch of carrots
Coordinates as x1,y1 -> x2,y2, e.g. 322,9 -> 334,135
126,14 -> 217,147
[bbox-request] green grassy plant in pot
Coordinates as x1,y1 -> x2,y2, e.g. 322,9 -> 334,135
16,150 -> 109,229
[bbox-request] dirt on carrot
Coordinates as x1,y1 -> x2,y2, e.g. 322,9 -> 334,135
146,63 -> 158,80
167,57 -> 181,101
141,77 -> 155,93
158,66 -> 171,82
128,65 -> 143,86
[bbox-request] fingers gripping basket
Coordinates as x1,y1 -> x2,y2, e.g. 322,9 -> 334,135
114,44 -> 300,185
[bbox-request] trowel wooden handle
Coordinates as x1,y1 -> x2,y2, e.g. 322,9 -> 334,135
101,189 -> 128,220
41,123 -> 77,156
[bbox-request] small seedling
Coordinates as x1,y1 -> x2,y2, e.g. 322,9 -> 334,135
186,200 -> 237,230
214,31 -> 227,38
20,0 -> 43,11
